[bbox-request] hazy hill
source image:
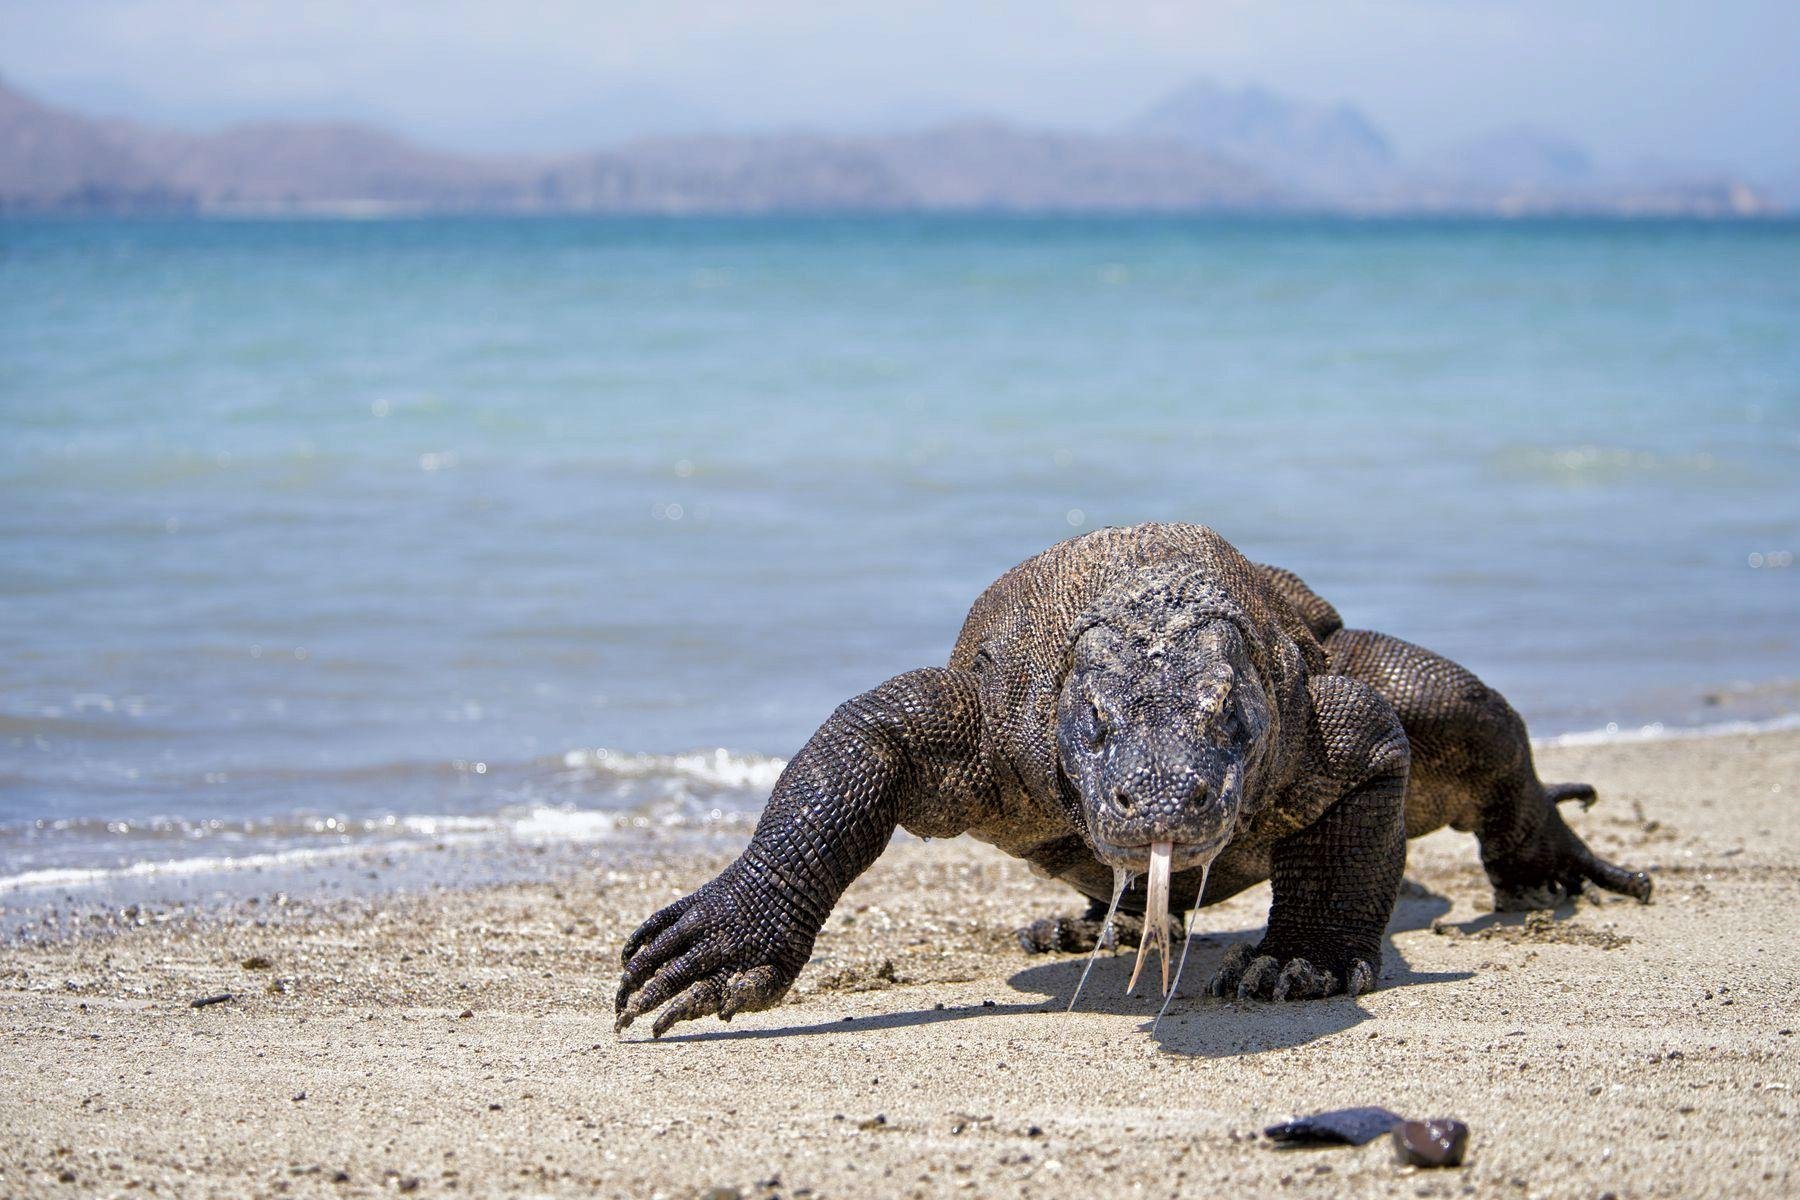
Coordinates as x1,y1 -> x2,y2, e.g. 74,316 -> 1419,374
114,121 -> 532,212
1433,125 -> 1594,191
1124,79 -> 1775,216
1129,78 -> 1396,198
536,134 -> 911,213
0,78 -> 183,210
869,120 -> 1280,211
0,74 -> 1776,216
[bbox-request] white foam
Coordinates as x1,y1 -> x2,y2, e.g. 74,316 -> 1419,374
395,814 -> 503,836
1535,711 -> 1800,748
503,806 -> 619,841
0,806 -> 625,896
0,838 -> 423,894
558,746 -> 787,792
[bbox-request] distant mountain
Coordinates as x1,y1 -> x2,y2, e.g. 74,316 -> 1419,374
0,74 -> 1777,217
1398,127 -> 1770,217
535,123 -> 1283,213
1129,78 -> 1396,198
1126,79 -> 1777,216
536,134 -> 912,213
0,77 -> 1277,216
1431,126 -> 1594,191
869,121 -> 1280,211
0,77 -> 185,210
111,121 -> 533,212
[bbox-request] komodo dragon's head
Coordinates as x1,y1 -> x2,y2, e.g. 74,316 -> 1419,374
1055,569 -> 1282,878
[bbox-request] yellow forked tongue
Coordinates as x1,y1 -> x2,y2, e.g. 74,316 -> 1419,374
1127,840 -> 1174,996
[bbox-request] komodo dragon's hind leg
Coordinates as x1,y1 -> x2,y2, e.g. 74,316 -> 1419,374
1477,773 -> 1653,911
1325,626 -> 1653,911
1253,563 -> 1652,913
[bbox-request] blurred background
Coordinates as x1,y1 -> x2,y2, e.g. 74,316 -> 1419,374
1,3 -> 1794,899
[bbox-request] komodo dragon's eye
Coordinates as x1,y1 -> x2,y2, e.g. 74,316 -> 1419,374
1086,702 -> 1108,748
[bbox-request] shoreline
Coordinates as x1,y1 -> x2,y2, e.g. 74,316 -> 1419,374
2,728 -> 1796,1197
6,710 -> 1797,927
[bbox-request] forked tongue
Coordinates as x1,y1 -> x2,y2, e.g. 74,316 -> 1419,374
1152,855 -> 1217,1034
1127,840 -> 1174,996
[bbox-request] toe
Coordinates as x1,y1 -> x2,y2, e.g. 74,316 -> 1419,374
718,965 -> 785,1020
616,940 -> 725,1032
1235,954 -> 1282,1000
1270,958 -> 1335,1001
650,977 -> 723,1038
1208,942 -> 1257,997
1582,855 -> 1654,903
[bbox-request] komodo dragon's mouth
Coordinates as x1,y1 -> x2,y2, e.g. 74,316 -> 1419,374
1067,839 -> 1220,1030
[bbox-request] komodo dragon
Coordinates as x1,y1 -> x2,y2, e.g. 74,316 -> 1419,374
616,523 -> 1650,1037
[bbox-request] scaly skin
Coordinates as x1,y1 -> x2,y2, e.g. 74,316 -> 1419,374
1025,566 -> 1653,956
617,524 -> 1648,1037
1256,564 -> 1652,912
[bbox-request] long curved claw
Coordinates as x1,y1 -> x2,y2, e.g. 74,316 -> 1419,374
649,978 -> 724,1038
620,893 -> 692,964
615,867 -> 802,1038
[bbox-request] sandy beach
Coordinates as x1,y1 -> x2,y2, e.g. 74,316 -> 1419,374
2,728 -> 1795,1199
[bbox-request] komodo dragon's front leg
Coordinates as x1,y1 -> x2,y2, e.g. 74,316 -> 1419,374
1210,674 -> 1411,1000
615,668 -> 991,1037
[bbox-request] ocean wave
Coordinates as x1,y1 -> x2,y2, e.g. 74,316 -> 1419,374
0,803 -> 632,896
557,746 -> 787,792
0,745 -> 789,895
8,717 -> 1796,899
1534,711 -> 1800,748
0,840 -> 422,894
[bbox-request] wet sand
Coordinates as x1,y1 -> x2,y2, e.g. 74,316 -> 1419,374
2,729 -> 1796,1198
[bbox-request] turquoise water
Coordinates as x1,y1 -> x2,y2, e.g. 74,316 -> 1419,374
1,216 -> 1796,889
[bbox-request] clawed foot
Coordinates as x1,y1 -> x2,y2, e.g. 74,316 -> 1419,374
615,863 -> 809,1038
1207,942 -> 1378,1001
1016,908 -> 1144,954
1488,796 -> 1653,913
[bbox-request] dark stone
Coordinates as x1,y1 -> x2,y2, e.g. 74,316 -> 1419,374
1264,1106 -> 1401,1146
1392,1118 -> 1470,1167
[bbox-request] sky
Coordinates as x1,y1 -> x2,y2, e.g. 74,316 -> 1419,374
2,1 -> 1794,178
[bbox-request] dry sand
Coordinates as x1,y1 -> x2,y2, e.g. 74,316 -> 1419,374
2,729 -> 1796,1199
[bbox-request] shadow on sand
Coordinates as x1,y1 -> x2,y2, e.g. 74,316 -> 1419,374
1002,882 -> 1472,1057
656,882 -> 1486,1056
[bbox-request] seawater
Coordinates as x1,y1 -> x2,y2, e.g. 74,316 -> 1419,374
2,216 -> 1795,894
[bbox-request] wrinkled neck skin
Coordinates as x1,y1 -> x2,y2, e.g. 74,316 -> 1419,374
1053,579 -> 1303,876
